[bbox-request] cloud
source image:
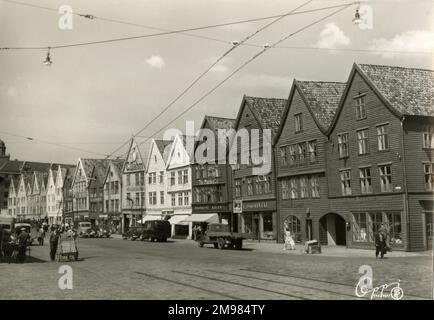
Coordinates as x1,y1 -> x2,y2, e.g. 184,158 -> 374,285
145,55 -> 165,69
369,30 -> 434,58
315,23 -> 350,49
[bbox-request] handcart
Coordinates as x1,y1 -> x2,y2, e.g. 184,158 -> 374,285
56,234 -> 79,262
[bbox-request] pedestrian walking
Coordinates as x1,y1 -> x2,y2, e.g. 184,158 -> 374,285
17,227 -> 29,263
49,229 -> 60,261
283,227 -> 295,250
37,227 -> 45,246
375,224 -> 391,259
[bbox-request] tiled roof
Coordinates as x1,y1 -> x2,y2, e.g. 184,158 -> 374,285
206,116 -> 235,132
89,160 -> 110,186
154,139 -> 173,164
0,160 -> 24,173
0,157 -> 8,171
244,96 -> 287,137
358,64 -> 434,117
296,81 -> 346,130
80,159 -> 106,180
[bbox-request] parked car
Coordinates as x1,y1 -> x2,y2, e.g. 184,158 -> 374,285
98,225 -> 111,238
122,226 -> 144,240
141,220 -> 171,242
78,222 -> 92,238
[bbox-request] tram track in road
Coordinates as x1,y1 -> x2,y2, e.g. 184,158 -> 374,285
134,271 -> 240,300
172,270 -> 311,300
240,268 -> 430,300
207,269 -> 363,300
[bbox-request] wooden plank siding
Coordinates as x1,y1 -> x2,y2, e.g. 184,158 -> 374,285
275,87 -> 330,243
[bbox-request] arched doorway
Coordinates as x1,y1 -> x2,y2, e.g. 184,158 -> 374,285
283,215 -> 302,243
319,213 -> 346,246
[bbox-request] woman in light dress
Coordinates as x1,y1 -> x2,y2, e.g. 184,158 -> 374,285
283,227 -> 296,250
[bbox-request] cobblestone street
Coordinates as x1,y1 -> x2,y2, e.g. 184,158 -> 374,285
1,237 -> 432,300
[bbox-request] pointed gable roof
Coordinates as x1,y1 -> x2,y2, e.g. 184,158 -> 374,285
123,138 -> 146,173
357,63 -> 434,117
205,115 -> 235,132
154,139 -> 174,165
238,96 -> 287,138
296,80 -> 346,131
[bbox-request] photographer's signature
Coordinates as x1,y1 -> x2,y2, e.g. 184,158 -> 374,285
355,279 -> 404,300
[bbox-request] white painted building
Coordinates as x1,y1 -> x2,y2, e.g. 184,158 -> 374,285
165,135 -> 194,239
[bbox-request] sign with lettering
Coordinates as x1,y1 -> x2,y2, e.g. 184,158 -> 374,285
233,200 -> 243,214
242,200 -> 276,211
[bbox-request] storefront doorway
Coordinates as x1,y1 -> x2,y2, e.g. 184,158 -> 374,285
319,213 -> 346,246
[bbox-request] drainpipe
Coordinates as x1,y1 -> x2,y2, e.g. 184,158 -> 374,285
400,116 -> 410,251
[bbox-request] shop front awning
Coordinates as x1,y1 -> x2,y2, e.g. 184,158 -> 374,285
169,215 -> 190,225
141,215 -> 163,223
183,213 -> 220,224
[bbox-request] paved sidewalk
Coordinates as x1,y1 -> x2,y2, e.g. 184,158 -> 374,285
165,238 -> 432,258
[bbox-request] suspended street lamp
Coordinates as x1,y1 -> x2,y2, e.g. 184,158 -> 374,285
44,47 -> 52,66
352,3 -> 362,25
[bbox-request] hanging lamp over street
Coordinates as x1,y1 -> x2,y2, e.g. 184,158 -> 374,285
44,47 -> 52,66
352,5 -> 362,24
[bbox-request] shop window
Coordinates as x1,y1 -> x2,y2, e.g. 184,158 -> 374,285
352,212 -> 368,242
386,212 -> 402,245
262,213 -> 273,232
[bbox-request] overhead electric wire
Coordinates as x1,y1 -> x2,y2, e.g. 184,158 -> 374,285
2,0 -> 430,55
127,3 -> 354,158
0,130 -> 109,157
0,0 -> 358,50
105,0 -> 316,159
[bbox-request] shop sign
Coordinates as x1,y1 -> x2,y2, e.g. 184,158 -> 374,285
233,200 -> 243,214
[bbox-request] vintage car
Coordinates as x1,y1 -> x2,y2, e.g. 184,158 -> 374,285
196,223 -> 248,250
141,220 -> 171,242
98,225 -> 111,238
122,226 -> 144,241
78,222 -> 92,237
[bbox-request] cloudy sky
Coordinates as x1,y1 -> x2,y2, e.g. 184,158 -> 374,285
0,0 -> 433,164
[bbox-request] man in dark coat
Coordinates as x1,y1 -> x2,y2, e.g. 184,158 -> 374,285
375,230 -> 387,259
49,229 -> 60,261
17,228 -> 29,263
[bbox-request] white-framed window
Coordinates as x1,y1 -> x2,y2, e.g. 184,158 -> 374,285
359,167 -> 372,194
377,124 -> 389,151
311,176 -> 320,198
423,132 -> 434,149
379,165 -> 392,192
357,129 -> 369,155
298,142 -> 306,164
355,95 -> 367,120
337,133 -> 349,158
424,163 -> 434,191
308,140 -> 317,163
234,179 -> 241,198
178,192 -> 183,206
340,170 -> 351,195
183,192 -> 189,206
281,179 -> 289,200
178,171 -> 183,184
183,169 -> 189,184
295,113 -> 303,132
247,178 -> 253,196
160,191 -> 164,205
170,172 -> 175,185
280,146 -> 288,166
300,177 -> 308,198
289,145 -> 296,166
171,193 -> 176,206
290,178 -> 298,199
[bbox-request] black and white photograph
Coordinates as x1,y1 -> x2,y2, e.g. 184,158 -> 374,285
0,0 -> 433,307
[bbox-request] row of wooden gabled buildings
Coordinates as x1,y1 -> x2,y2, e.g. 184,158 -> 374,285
1,62 -> 432,251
